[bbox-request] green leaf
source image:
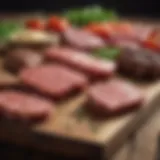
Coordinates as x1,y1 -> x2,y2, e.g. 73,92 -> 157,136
0,21 -> 22,42
94,47 -> 121,60
63,6 -> 119,26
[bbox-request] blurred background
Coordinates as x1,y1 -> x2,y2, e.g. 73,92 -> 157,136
0,0 -> 159,18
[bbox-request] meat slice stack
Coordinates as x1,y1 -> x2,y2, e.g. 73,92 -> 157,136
0,90 -> 54,121
63,28 -> 106,51
86,79 -> 144,116
45,47 -> 116,79
20,64 -> 88,99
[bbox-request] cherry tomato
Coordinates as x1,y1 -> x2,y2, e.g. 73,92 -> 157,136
84,22 -> 135,40
46,16 -> 69,32
143,29 -> 160,51
84,23 -> 114,39
25,19 -> 44,30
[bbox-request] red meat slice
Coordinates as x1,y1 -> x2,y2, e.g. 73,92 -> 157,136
87,79 -> 144,115
19,64 -> 88,98
109,25 -> 153,48
0,90 -> 54,121
45,47 -> 116,78
133,25 -> 153,42
63,28 -> 106,50
111,38 -> 140,50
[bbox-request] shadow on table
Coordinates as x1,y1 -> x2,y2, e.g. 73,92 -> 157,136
0,142 -> 89,160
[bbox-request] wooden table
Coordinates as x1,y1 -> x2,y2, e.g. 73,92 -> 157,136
113,107 -> 160,160
1,107 -> 160,160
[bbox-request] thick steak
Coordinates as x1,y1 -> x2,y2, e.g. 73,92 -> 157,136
0,90 -> 54,121
19,64 -> 88,98
117,48 -> 160,80
45,47 -> 116,79
87,79 -> 144,115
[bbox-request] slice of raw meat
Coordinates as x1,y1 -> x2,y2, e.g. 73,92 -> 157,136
86,79 -> 144,115
133,24 -> 153,42
110,38 -> 140,50
45,47 -> 116,78
63,27 -> 106,50
0,90 -> 54,121
4,49 -> 43,73
19,64 -> 88,98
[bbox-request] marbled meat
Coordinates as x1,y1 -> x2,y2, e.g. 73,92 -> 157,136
0,90 -> 54,121
45,47 -> 116,79
87,79 -> 144,115
63,28 -> 106,50
19,64 -> 88,98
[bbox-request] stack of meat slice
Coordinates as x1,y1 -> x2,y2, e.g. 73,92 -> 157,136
86,79 -> 144,116
0,90 -> 54,121
45,47 -> 116,79
19,64 -> 88,99
62,28 -> 106,51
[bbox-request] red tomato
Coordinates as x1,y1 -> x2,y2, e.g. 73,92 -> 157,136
46,16 -> 69,32
25,19 -> 44,30
84,22 -> 135,40
84,23 -> 114,39
143,29 -> 160,51
107,22 -> 135,39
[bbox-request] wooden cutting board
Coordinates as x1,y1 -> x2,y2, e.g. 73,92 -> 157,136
0,17 -> 160,160
0,58 -> 160,160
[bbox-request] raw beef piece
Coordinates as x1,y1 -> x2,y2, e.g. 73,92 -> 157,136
110,38 -> 140,50
86,79 -> 144,115
133,24 -> 153,42
0,90 -> 54,121
45,47 -> 116,78
117,48 -> 160,80
4,49 -> 43,73
19,64 -> 88,98
63,28 -> 106,51
109,24 -> 153,47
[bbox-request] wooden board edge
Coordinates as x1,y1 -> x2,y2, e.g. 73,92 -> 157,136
104,92 -> 160,160
0,119 -> 105,159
